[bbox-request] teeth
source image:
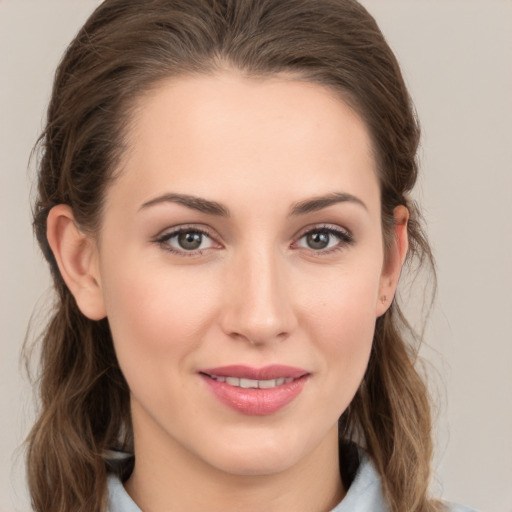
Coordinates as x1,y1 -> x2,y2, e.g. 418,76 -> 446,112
210,375 -> 295,389
239,378 -> 259,389
258,379 -> 278,389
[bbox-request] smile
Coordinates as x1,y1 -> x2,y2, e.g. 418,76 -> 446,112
207,375 -> 295,388
199,365 -> 310,415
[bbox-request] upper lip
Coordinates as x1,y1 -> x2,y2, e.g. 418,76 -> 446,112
199,365 -> 309,380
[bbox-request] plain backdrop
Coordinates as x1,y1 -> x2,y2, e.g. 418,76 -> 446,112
1,1 -> 511,511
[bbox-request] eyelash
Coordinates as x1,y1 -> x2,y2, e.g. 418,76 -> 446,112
154,224 -> 354,257
293,225 -> 354,256
154,225 -> 216,257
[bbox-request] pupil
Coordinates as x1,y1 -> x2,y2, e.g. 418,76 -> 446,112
307,231 -> 329,249
178,232 -> 202,250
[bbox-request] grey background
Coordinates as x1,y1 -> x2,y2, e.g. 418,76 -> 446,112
1,1 -> 511,511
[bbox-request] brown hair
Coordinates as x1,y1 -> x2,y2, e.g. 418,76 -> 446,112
27,1 -> 440,511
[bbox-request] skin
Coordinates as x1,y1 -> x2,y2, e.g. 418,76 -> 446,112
47,71 -> 408,512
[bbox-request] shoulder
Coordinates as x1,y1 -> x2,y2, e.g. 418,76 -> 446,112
330,451 -> 388,511
330,449 -> 479,512
106,474 -> 141,512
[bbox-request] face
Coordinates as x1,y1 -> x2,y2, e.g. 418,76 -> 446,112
90,71 -> 399,477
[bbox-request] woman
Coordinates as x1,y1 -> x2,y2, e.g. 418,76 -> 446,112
26,1 -> 476,511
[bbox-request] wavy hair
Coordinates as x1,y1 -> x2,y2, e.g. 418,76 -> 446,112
26,1 -> 440,511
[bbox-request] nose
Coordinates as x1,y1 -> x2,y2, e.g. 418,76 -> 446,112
219,247 -> 297,346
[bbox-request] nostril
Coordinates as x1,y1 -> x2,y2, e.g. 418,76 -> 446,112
244,331 -> 290,346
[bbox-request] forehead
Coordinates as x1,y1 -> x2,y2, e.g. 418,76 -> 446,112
110,71 -> 379,217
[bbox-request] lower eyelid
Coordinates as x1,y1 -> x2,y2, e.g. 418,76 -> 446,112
293,226 -> 354,252
154,225 -> 352,255
154,226 -> 222,256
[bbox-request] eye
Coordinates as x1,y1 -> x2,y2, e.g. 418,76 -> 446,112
156,227 -> 217,254
295,226 -> 353,253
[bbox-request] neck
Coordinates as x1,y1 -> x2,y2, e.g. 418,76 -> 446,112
125,404 -> 345,512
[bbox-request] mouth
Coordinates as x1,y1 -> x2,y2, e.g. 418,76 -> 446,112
202,375 -> 296,389
198,365 -> 310,416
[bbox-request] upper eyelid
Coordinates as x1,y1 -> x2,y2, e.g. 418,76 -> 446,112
293,223 -> 352,240
153,222 -> 353,249
154,224 -> 216,240
154,226 -> 220,256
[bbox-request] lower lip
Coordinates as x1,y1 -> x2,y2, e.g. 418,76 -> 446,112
201,375 -> 309,416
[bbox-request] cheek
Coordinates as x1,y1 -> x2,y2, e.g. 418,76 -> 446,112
320,283 -> 377,368
300,256 -> 381,340
298,263 -> 381,402
100,260 -> 221,386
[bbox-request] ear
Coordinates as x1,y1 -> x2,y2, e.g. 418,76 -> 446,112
46,204 -> 107,320
376,205 -> 409,317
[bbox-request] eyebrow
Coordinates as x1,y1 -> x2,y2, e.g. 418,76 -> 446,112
139,191 -> 366,217
289,192 -> 367,216
139,193 -> 230,216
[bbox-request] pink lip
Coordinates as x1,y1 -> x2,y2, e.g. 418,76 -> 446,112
199,365 -> 310,416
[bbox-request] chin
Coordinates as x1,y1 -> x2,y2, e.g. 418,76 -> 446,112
200,429 -> 308,477
213,451 -> 298,477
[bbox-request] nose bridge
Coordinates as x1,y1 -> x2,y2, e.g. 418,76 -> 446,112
221,243 -> 296,344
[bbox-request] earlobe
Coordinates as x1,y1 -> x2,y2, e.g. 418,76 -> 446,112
376,205 -> 409,317
46,205 -> 107,320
